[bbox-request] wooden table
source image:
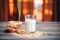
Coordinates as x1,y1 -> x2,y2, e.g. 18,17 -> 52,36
0,22 -> 60,40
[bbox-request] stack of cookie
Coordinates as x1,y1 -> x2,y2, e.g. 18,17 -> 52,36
6,23 -> 26,34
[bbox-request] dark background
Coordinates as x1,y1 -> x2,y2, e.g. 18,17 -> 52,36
0,0 -> 60,22
57,0 -> 60,21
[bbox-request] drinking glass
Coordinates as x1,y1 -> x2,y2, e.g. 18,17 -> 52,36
25,14 -> 36,33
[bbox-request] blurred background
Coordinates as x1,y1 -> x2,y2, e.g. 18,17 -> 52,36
0,0 -> 60,22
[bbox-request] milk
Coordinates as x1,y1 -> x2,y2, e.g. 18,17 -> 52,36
25,19 -> 36,33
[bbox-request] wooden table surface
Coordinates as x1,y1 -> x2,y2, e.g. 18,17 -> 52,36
0,22 -> 60,40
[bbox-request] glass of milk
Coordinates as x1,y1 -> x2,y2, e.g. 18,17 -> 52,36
25,15 -> 36,33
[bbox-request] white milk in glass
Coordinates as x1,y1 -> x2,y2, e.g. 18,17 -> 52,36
25,15 -> 36,33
